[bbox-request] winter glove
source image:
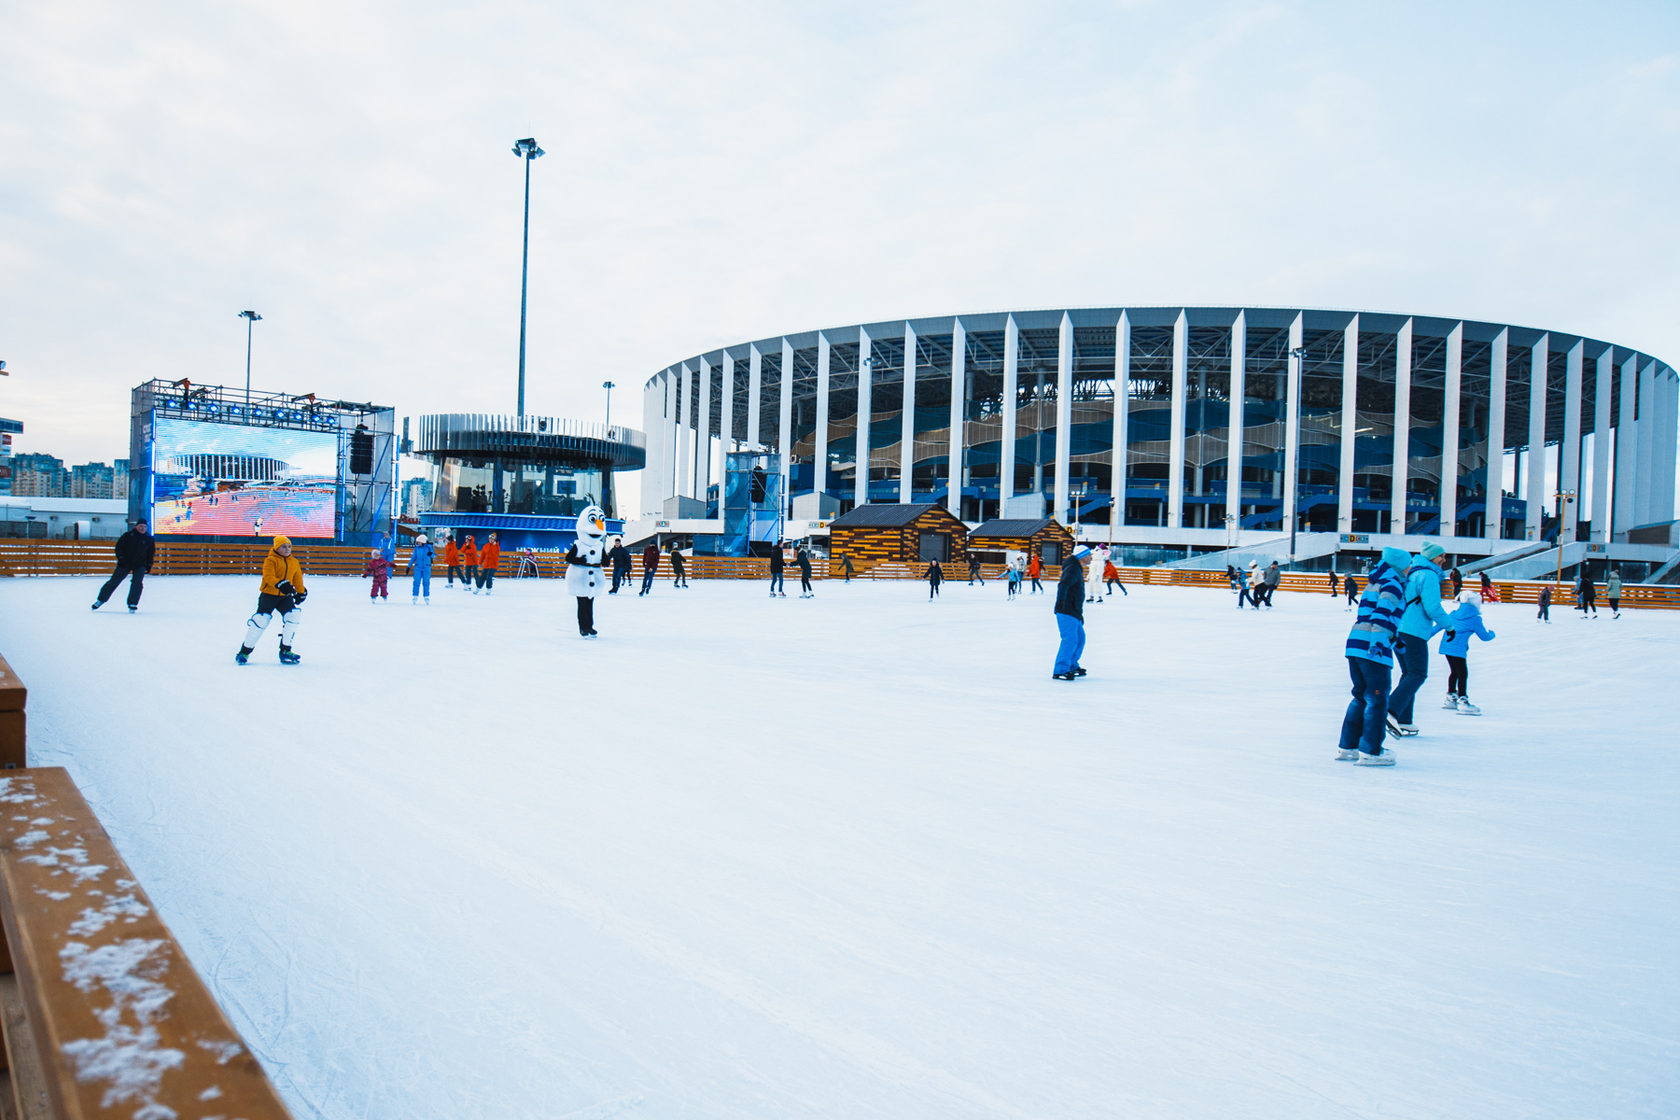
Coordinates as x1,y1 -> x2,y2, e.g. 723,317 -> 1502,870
1444,630 -> 1456,642
1486,630 -> 1496,640
292,589 -> 308,605
276,579 -> 296,596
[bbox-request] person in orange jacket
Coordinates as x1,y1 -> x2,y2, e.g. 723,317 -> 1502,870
444,535 -> 462,588
476,532 -> 501,595
462,535 -> 480,590
1028,551 -> 1043,594
1102,555 -> 1128,597
237,535 -> 307,665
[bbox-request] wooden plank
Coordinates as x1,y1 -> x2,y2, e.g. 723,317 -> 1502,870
0,972 -> 51,1118
0,717 -> 22,773
0,660 -> 23,716
0,768 -> 293,1119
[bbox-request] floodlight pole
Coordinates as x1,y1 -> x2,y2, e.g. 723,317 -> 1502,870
1553,488 -> 1575,588
512,137 -> 544,419
602,380 -> 615,430
239,311 -> 262,406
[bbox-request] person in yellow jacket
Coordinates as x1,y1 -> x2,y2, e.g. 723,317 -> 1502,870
237,535 -> 308,665
476,532 -> 501,595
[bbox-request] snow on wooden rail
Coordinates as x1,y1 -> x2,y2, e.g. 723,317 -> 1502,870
0,768 -> 294,1119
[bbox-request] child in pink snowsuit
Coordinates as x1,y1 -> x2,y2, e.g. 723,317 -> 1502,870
363,549 -> 391,601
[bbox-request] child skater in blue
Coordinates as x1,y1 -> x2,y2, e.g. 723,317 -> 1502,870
1439,590 -> 1495,715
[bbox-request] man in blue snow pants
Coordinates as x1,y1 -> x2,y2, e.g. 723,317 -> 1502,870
1052,547 -> 1090,681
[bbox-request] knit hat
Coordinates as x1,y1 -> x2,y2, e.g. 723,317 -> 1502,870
416,533 -> 428,543
1073,546 -> 1092,561
272,535 -> 292,549
1419,542 -> 1445,561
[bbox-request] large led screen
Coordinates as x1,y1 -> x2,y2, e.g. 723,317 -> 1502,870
151,416 -> 338,538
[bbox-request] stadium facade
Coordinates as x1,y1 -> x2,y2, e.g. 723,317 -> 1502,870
641,307 -> 1678,557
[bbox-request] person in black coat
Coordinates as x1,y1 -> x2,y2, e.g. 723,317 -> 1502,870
92,520 -> 155,612
1052,549 -> 1089,680
796,546 -> 814,597
925,558 -> 943,600
607,539 -> 632,594
769,544 -> 786,597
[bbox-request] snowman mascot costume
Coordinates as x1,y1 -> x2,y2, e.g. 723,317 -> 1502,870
564,505 -> 609,638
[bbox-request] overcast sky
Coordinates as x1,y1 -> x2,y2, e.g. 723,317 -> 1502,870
3,0 -> 1677,514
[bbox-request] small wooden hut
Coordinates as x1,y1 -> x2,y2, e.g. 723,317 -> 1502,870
965,518 -> 1077,567
828,503 -> 970,569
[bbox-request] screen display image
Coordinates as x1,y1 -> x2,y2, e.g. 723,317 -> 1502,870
151,416 -> 339,538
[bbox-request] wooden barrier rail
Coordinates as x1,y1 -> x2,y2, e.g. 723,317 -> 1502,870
4,539 -> 1677,608
0,768 -> 294,1119
0,657 -> 23,771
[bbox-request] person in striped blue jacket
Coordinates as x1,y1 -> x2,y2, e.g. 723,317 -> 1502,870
1338,546 -> 1414,766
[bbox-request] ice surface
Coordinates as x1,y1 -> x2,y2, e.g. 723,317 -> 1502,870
2,574 -> 1676,1119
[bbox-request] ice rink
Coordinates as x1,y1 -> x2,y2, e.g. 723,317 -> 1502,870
2,571 -> 1676,1119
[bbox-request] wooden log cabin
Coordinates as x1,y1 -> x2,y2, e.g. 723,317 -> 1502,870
965,518 -> 1077,567
827,504 -> 970,571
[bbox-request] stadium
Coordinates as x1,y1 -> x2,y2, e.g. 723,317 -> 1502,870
640,307 -> 1678,572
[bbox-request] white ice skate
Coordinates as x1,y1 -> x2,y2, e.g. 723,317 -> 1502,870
1455,697 -> 1482,716
1335,748 -> 1363,761
1441,694 -> 1459,710
1355,748 -> 1396,766
1385,715 -> 1419,738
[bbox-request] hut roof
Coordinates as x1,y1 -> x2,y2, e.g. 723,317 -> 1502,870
828,503 -> 949,528
969,518 -> 1059,538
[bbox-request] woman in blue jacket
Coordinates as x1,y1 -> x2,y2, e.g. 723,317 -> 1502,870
1439,594 -> 1495,715
1386,542 -> 1456,737
1338,545 -> 1413,765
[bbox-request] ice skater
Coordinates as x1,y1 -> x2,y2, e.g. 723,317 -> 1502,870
410,533 -> 434,604
639,541 -> 659,596
445,535 -> 462,588
1607,568 -> 1623,618
91,519 -> 155,613
1102,554 -> 1128,597
476,533 -> 500,595
769,544 -> 786,597
608,538 -> 631,593
1386,543 -> 1455,739
1052,548 -> 1089,680
839,553 -> 855,582
795,545 -> 813,597
1440,591 -> 1495,715
236,535 -> 307,665
1576,568 -> 1598,617
1344,572 -> 1360,609
1479,571 -> 1499,604
1234,564 -> 1253,609
1028,551 -> 1043,594
925,558 -> 943,600
1336,545 -> 1411,765
1537,584 -> 1552,623
462,536 -> 480,591
1257,560 -> 1280,608
1085,545 -> 1106,603
670,543 -> 688,588
564,506 -> 608,637
362,547 -> 390,601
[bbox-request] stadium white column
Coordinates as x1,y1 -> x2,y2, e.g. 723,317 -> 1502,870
1440,323 -> 1463,538
1591,348 -> 1613,541
779,339 -> 794,514
1526,335 -> 1549,540
1613,353 -> 1637,537
1636,360 -> 1657,526
1337,315 -> 1358,535
697,355 -> 712,500
1390,319 -> 1413,536
900,323 -> 917,503
1486,329 -> 1508,539
747,344 -> 763,451
1560,340 -> 1584,543
1116,311 -> 1134,535
947,319 -> 966,517
1282,312 -> 1303,543
642,378 -> 664,514
1054,311 -> 1074,523
815,334 -> 830,500
676,363 -> 691,499
1000,316 -> 1019,511
1168,310 -> 1187,529
720,350 -> 735,455
1226,312 -> 1245,531
856,326 -> 873,508
664,370 -> 679,501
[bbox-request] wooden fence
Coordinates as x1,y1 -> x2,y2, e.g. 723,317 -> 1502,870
3,539 -> 1675,608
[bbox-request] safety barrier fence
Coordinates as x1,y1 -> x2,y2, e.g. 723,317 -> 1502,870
3,540 -> 1675,608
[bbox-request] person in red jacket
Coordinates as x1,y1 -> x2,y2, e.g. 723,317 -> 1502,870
444,536 -> 462,588
476,533 -> 501,595
462,536 -> 480,590
639,542 -> 660,596
362,547 -> 391,602
1028,551 -> 1043,594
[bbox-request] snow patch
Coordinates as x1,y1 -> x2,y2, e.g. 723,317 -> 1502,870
198,1038 -> 243,1064
20,844 -> 108,883
38,889 -> 71,901
69,895 -> 148,937
199,1084 -> 223,1099
14,829 -> 50,848
58,939 -> 185,1114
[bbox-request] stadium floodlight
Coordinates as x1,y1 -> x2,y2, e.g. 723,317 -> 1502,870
512,137 -> 544,419
602,380 -> 615,429
238,310 -> 263,405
